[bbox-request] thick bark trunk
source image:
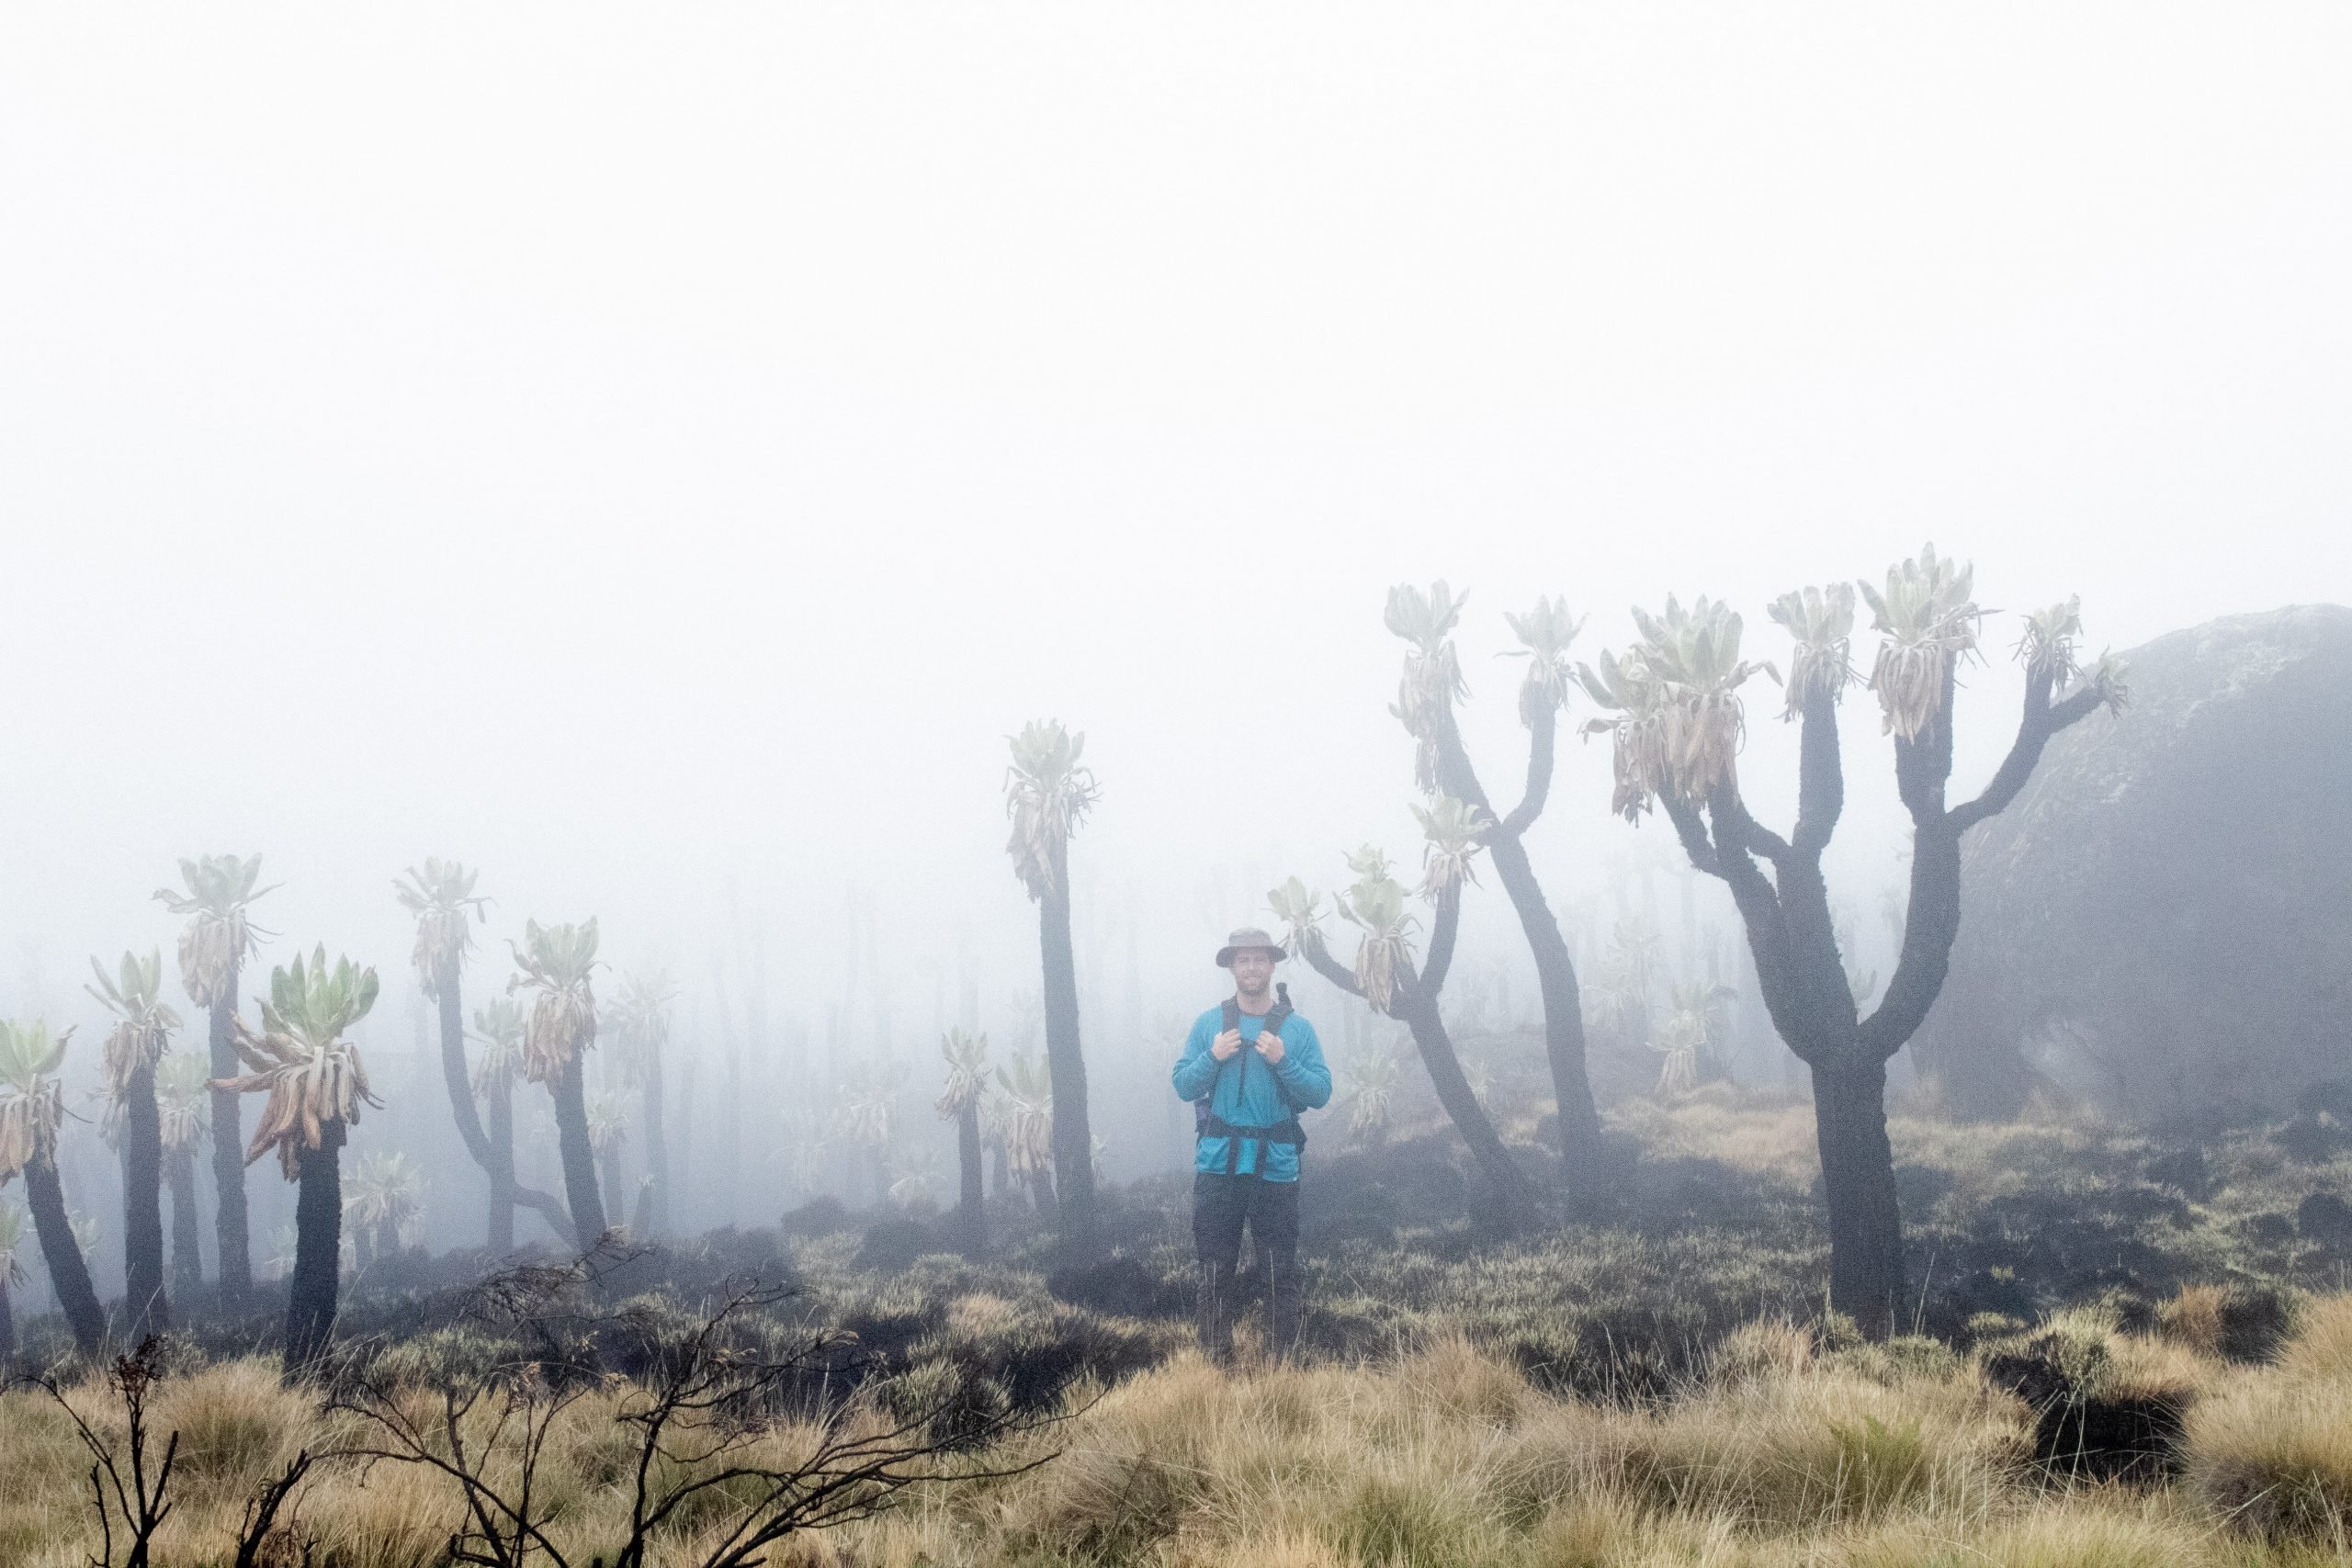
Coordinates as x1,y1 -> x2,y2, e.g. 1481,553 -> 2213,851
486,1072 -> 515,1252
551,1059 -> 608,1249
285,1125 -> 344,1375
1394,988 -> 1538,1228
1428,701 -> 1605,1193
1485,834 -> 1603,1187
956,1104 -> 985,1259
122,1063 -> 169,1337
1037,882 -> 1097,1256
433,973 -> 498,1245
167,1145 -> 202,1301
26,1158 -> 106,1353
640,1062 -> 667,1236
1812,1055 -> 1904,1338
207,984 -> 253,1306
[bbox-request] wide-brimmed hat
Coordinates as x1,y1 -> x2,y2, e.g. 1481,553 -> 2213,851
1216,927 -> 1286,967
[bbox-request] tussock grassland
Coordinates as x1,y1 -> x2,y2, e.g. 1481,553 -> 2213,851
3,1090 -> 2346,1563
3,1290 -> 2350,1564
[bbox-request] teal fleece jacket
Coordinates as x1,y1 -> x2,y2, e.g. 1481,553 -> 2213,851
1170,1002 -> 1331,1180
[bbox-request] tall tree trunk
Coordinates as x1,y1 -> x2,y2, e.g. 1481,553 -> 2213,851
639,1061 -> 667,1237
1485,834 -> 1604,1187
433,973 -> 495,1243
1298,898 -> 1534,1231
486,1072 -> 515,1252
550,1059 -> 607,1249
285,1124 -> 344,1376
434,975 -> 568,1246
167,1145 -> 202,1302
207,982 -> 253,1306
121,1063 -> 169,1337
1037,878 -> 1097,1257
1429,695 -> 1604,1192
1814,1056 -> 1903,1337
1393,987 -> 1538,1228
0,1280 -> 14,1368
956,1103 -> 985,1259
27,1158 -> 107,1353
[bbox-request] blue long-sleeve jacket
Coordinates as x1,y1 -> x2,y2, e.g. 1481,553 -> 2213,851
1170,1003 -> 1331,1180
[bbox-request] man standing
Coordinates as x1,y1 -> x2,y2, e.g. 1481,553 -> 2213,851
1170,927 -> 1331,1366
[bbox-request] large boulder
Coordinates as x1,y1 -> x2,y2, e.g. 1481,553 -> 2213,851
1914,605 -> 2352,1121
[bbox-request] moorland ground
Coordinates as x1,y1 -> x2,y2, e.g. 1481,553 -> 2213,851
6,1085 -> 2351,1566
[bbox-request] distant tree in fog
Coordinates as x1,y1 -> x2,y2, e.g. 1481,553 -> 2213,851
153,852 -> 273,1305
154,1048 -> 208,1300
935,1028 -> 989,1258
1003,720 -> 1099,1257
605,970 -> 675,1235
507,918 -> 609,1248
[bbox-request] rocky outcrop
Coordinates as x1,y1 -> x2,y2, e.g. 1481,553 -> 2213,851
1913,605 -> 2352,1121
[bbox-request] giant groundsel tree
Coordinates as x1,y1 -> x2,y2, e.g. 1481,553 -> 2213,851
0,1021 -> 107,1353
1272,819 -> 1540,1229
1580,548 -> 2124,1337
86,949 -> 180,1337
605,970 -> 674,1236
155,1048 -> 209,1300
1003,720 -> 1099,1256
1387,582 -> 1604,1189
469,995 -> 527,1250
220,946 -> 381,1373
508,918 -> 607,1249
154,852 -> 273,1304
936,1028 -> 989,1259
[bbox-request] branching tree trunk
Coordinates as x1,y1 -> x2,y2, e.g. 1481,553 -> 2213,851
1657,661 -> 2111,1336
435,969 -> 571,1247
26,1156 -> 107,1353
1297,887 -> 1538,1230
207,983 -> 252,1307
1427,698 -> 1604,1190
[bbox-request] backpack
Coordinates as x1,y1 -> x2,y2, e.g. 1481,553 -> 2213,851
1194,983 -> 1308,1172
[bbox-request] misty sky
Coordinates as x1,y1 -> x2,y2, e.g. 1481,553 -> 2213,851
4,7 -> 2347,1073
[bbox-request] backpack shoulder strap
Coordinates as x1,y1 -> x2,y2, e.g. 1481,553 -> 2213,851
1221,998 -> 1240,1032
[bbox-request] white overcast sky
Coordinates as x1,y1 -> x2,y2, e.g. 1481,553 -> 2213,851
3,6 -> 2347,1053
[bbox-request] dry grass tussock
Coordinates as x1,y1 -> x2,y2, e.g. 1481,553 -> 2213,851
4,1290 -> 2351,1564
2187,1292 -> 2352,1550
0,1354 -> 867,1568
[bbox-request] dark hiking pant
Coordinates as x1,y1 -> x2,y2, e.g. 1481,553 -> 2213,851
1193,1171 -> 1302,1364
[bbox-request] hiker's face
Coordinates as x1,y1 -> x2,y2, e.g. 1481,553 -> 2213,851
1230,949 -> 1276,998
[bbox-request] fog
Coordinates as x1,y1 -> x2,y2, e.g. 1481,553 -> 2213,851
5,7 -> 2348,1265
